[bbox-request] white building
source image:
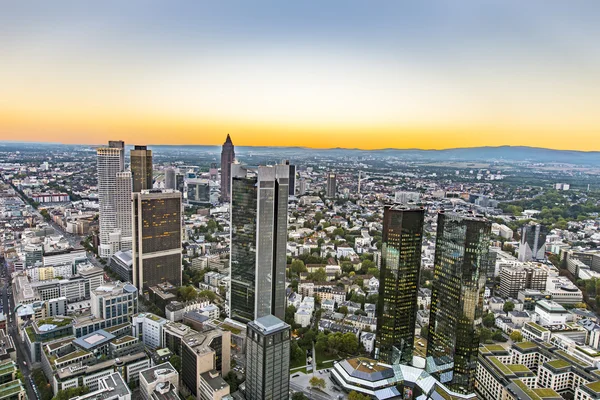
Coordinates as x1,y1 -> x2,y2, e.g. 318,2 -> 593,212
360,332 -> 376,353
132,313 -> 168,350
535,300 -> 569,327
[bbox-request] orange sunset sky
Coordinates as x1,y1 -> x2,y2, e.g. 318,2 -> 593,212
1,1 -> 599,150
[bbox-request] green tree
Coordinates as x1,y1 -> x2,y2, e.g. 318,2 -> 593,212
510,331 -> 524,343
199,289 -> 217,302
169,355 -> 182,373
348,391 -> 371,400
483,313 -> 496,328
54,387 -> 90,400
291,259 -> 307,275
420,325 -> 429,339
503,301 -> 515,313
309,376 -> 326,390
367,267 -> 379,279
290,340 -> 305,363
338,306 -> 349,315
292,393 -> 309,400
224,371 -> 241,392
479,328 -> 492,343
285,305 -> 297,326
493,330 -> 505,341
178,285 -> 199,301
309,267 -> 327,282
341,332 -> 358,354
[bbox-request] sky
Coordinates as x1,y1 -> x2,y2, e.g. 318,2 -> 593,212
1,1 -> 599,150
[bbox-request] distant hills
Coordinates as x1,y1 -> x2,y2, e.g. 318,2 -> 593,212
1,142 -> 599,166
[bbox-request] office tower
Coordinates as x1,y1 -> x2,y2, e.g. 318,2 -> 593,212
175,173 -> 185,193
326,172 -> 337,198
245,315 -> 290,400
220,134 -> 235,202
375,205 -> 425,365
164,167 -> 176,190
130,145 -> 153,192
97,141 -> 127,258
229,163 -> 289,323
518,222 -> 547,262
499,264 -> 548,298
426,212 -> 491,394
210,162 -> 218,181
186,179 -> 210,205
132,189 -> 182,291
115,172 -> 133,251
109,140 -> 125,166
284,160 -> 296,196
299,178 -> 307,195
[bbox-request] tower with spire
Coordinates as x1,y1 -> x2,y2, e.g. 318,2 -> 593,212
220,134 -> 235,202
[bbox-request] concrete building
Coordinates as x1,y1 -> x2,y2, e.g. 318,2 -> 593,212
499,264 -> 548,298
139,362 -> 179,400
245,315 -> 290,400
220,134 -> 235,203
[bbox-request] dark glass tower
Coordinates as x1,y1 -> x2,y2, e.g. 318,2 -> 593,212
518,222 -> 547,261
132,189 -> 182,291
220,134 -> 235,202
426,212 -> 491,394
229,164 -> 289,323
375,205 -> 425,365
284,160 -> 296,196
130,145 -> 153,192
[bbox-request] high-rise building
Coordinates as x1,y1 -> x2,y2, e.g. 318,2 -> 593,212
299,178 -> 307,195
326,172 -> 337,198
220,134 -> 235,202
164,167 -> 176,190
229,163 -> 289,323
245,315 -> 290,400
518,222 -> 547,262
210,162 -> 218,181
97,141 -> 130,258
115,172 -> 133,251
132,189 -> 182,291
175,173 -> 185,193
130,145 -> 153,192
499,264 -> 548,298
375,205 -> 425,365
186,179 -> 210,205
284,160 -> 296,196
426,212 -> 491,394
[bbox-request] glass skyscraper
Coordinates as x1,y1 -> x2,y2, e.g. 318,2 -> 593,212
426,211 -> 491,394
229,164 -> 289,323
130,145 -> 153,192
375,205 -> 425,365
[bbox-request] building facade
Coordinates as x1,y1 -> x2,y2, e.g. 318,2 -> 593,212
518,223 -> 547,262
229,164 -> 289,323
132,189 -> 182,291
326,172 -> 336,198
220,134 -> 235,202
130,145 -> 153,193
245,315 -> 290,400
376,205 -> 425,365
426,212 -> 491,394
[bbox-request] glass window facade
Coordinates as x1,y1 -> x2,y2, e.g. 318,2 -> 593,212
376,206 -> 424,365
426,212 -> 491,394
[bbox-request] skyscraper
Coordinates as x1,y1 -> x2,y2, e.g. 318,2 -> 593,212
115,172 -> 133,251
245,315 -> 290,400
164,167 -> 176,190
97,141 -> 128,258
299,178 -> 307,195
229,163 -> 289,323
220,134 -> 235,202
284,160 -> 296,196
326,172 -> 337,198
130,145 -> 153,192
426,211 -> 491,394
518,222 -> 547,261
132,189 -> 182,291
375,205 -> 425,365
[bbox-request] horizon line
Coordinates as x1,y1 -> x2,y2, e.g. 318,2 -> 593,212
1,140 -> 600,154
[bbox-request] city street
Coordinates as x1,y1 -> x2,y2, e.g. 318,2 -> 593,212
1,261 -> 37,400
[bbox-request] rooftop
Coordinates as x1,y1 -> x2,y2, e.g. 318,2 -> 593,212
73,329 -> 115,349
250,315 -> 289,334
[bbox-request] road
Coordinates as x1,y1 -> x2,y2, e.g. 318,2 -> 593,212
290,381 -> 333,400
1,261 -> 37,400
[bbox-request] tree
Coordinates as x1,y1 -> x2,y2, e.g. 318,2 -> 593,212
285,305 -> 297,326
178,285 -> 198,302
493,330 -> 505,341
510,331 -> 524,343
367,267 -> 379,279
338,306 -> 349,316
199,289 -> 217,302
309,376 -> 326,390
291,340 -> 305,363
348,391 -> 371,400
483,313 -> 496,328
421,325 -> 429,339
309,268 -> 327,282
54,387 -> 90,400
224,371 -> 241,392
479,328 -> 492,343
503,301 -> 515,313
169,355 -> 181,373
292,393 -> 309,400
291,259 -> 308,275
341,332 -> 358,354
